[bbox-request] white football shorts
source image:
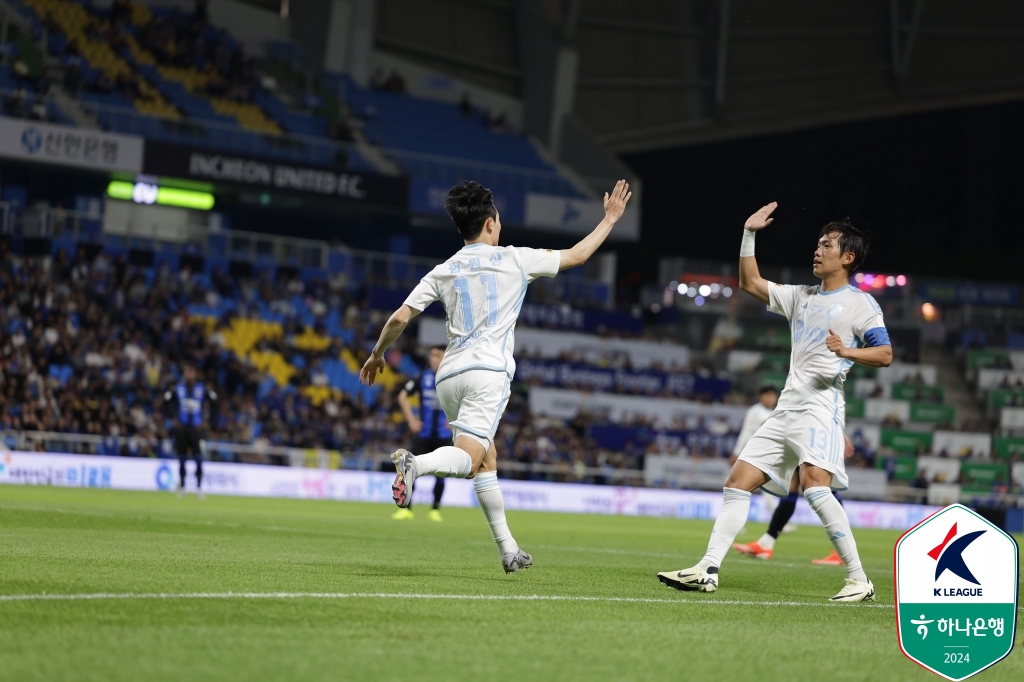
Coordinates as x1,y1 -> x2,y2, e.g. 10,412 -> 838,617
436,369 -> 511,449
738,409 -> 849,497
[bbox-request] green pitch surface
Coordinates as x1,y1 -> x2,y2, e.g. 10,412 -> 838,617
1,487 -> 1021,682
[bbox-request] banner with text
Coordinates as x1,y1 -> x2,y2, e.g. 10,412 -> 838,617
418,318 -> 690,369
644,455 -> 889,499
516,359 -> 730,401
524,193 -> 640,241
143,141 -> 408,207
0,116 -> 143,172
409,177 -> 524,224
529,387 -> 749,430
0,451 -> 936,529
592,424 -> 737,457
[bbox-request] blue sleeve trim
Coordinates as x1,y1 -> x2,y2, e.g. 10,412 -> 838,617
863,327 -> 891,347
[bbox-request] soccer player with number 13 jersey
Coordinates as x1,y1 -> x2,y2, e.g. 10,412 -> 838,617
658,202 -> 893,602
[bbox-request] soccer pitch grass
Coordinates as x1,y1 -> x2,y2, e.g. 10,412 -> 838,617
1,487 -> 1020,682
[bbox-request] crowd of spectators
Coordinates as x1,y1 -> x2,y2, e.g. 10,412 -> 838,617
0,39 -> 57,122
44,0 -> 259,106
2,84 -> 51,121
6,241 -> 1014,492
0,245 -> 666,480
0,245 -> 405,458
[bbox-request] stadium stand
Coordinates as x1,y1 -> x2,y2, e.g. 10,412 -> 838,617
332,73 -> 578,196
0,0 -> 586,196
0,2 -> 1015,516
2,207 -> 1022,507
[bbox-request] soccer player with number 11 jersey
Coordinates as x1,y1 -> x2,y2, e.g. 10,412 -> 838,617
658,202 -> 893,602
361,180 -> 632,573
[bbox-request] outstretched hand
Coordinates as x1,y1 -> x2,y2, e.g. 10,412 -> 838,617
603,179 -> 632,223
744,202 -> 777,231
359,354 -> 386,386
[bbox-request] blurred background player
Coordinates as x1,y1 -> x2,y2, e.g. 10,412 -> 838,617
360,179 -> 631,573
163,365 -> 218,499
392,345 -> 450,521
730,385 -> 796,537
729,386 -> 778,467
658,202 -> 892,602
733,432 -> 855,565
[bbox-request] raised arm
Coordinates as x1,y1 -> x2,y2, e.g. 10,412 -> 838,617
359,304 -> 421,386
738,202 -> 777,305
558,180 -> 632,271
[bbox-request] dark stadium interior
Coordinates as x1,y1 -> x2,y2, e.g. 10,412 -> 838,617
625,99 -> 1024,283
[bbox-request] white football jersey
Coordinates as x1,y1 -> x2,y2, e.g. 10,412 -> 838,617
732,402 -> 774,456
404,243 -> 560,383
768,283 -> 888,419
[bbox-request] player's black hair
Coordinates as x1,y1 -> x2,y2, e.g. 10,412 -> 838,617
758,385 -> 779,395
819,219 -> 870,273
430,344 -> 447,352
444,181 -> 497,241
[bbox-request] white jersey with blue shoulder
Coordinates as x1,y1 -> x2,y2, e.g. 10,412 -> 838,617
403,243 -> 560,383
767,283 -> 889,419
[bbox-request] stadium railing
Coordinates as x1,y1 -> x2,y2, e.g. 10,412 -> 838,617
0,200 -> 606,296
0,203 -> 99,241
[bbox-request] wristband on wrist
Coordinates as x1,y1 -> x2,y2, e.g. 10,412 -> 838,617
740,229 -> 756,257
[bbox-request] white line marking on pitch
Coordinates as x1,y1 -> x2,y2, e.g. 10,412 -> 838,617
0,592 -> 900,608
1,593 -> 1020,610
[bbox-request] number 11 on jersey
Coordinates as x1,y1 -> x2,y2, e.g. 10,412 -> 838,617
453,274 -> 498,329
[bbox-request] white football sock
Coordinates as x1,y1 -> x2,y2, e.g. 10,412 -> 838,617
701,488 -> 751,568
757,533 -> 776,550
473,471 -> 519,555
413,446 -> 473,479
804,486 -> 868,582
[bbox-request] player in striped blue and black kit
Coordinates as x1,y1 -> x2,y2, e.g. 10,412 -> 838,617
393,346 -> 450,521
163,365 -> 218,498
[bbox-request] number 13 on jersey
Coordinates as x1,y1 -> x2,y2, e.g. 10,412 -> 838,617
809,427 -> 828,453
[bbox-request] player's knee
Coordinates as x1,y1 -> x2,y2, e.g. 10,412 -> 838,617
799,464 -> 832,491
724,460 -> 765,491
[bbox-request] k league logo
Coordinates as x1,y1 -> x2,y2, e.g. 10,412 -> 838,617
895,504 -> 1018,681
930,523 -> 985,589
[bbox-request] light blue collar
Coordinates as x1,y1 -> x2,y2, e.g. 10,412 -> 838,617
461,243 -> 488,249
818,284 -> 852,296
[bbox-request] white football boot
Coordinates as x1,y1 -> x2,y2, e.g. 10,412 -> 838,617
501,549 -> 533,574
829,578 -> 875,602
390,449 -> 417,508
657,563 -> 719,592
